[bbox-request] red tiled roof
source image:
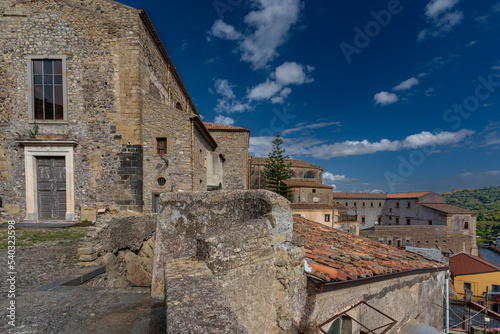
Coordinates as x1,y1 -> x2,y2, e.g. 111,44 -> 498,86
294,216 -> 446,282
422,203 -> 476,215
450,253 -> 500,276
291,204 -> 333,210
331,192 -> 434,200
386,192 -> 432,198
283,179 -> 334,189
203,122 -> 250,132
332,193 -> 386,199
250,157 -> 322,170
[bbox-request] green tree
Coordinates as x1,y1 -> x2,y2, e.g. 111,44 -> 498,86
263,134 -> 293,200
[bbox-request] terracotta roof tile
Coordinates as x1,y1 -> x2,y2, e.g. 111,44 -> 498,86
203,122 -> 250,132
332,193 -> 387,199
250,157 -> 323,170
422,203 -> 476,215
450,253 -> 500,276
294,216 -> 446,283
386,192 -> 432,198
283,179 -> 334,189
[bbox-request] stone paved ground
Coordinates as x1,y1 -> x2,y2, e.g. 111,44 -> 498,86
0,245 -> 165,333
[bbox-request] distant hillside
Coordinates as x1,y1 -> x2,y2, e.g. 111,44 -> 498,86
443,186 -> 500,242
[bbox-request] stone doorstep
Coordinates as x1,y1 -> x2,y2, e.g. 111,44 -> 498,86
37,265 -> 106,291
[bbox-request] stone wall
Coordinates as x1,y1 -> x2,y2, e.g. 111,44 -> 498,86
78,212 -> 157,287
152,190 -> 308,333
307,271 -> 446,333
361,225 -> 477,255
208,130 -> 250,190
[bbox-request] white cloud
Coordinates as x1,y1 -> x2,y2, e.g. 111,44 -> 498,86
459,170 -> 500,178
393,77 -> 419,91
274,62 -> 314,85
418,0 -> 463,41
374,91 -> 399,106
282,121 -> 341,136
208,0 -> 303,69
323,172 -> 355,183
425,0 -> 460,18
214,99 -> 252,114
248,62 -> 313,104
214,79 -> 236,99
274,129 -> 474,160
209,20 -> 243,41
214,115 -> 235,125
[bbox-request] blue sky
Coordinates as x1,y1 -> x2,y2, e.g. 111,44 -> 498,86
120,0 -> 500,193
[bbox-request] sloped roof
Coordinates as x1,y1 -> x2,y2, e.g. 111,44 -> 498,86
450,253 -> 500,276
203,122 -> 250,133
331,192 -> 435,200
294,216 -> 445,282
290,204 -> 333,210
422,203 -> 476,215
250,157 -> 323,170
386,192 -> 432,199
283,179 -> 334,189
332,193 -> 386,199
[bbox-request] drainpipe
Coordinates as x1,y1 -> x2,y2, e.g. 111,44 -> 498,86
446,270 -> 450,334
191,118 -> 194,191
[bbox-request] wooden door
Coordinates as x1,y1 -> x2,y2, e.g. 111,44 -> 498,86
37,157 -> 66,219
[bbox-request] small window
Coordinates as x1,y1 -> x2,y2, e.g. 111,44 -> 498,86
389,208 -> 392,213
428,220 -> 433,226
336,201 -> 340,204
345,201 -> 348,207
304,172 -> 315,179
361,201 -> 366,208
492,285 -> 500,293
157,138 -> 167,154
464,221 -> 469,230
199,149 -> 203,165
406,201 -> 411,208
493,304 -> 500,314
31,59 -> 65,120
370,201 -> 374,208
176,102 -> 183,111
325,214 -> 330,222
464,282 -> 472,291
288,172 -> 295,179
387,240 -> 392,245
157,177 -> 167,187
397,240 -> 401,247
312,189 -> 316,193
395,217 -> 400,225
377,216 -> 382,224
395,201 -> 400,208
406,218 -> 411,225
361,216 -> 366,223
389,216 -> 392,220
378,202 -> 382,208
353,202 -> 357,207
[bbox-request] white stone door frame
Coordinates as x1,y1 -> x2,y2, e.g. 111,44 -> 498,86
20,140 -> 77,221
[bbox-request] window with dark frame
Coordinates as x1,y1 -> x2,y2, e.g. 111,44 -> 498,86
395,217 -> 400,225
325,214 -> 330,222
464,221 -> 469,230
33,59 -> 64,120
463,282 -> 471,291
395,201 -> 400,208
157,138 -> 167,154
406,218 -> 411,225
361,216 -> 366,223
407,201 -> 411,208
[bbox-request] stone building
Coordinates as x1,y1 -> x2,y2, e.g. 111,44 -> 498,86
333,192 -> 478,254
0,0 -> 249,222
249,157 -> 324,190
203,122 -> 250,190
